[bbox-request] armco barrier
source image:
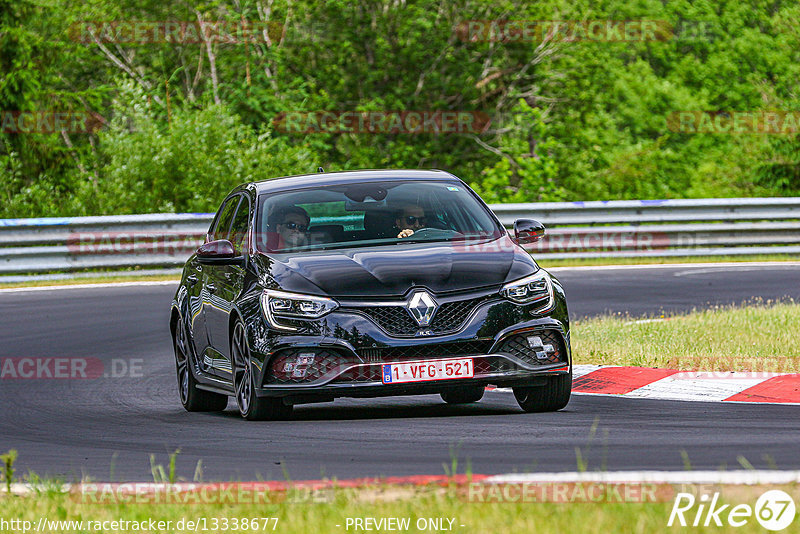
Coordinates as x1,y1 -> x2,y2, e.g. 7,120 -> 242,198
0,198 -> 799,277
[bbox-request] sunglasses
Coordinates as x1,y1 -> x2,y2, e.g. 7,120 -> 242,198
403,215 -> 427,226
280,222 -> 308,232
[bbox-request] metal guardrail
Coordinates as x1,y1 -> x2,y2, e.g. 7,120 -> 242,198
493,197 -> 800,226
0,198 -> 799,279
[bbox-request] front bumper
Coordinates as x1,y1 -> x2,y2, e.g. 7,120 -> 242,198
252,320 -> 571,400
241,281 -> 571,402
258,358 -> 569,394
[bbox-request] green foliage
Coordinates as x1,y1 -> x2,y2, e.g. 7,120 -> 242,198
88,83 -> 313,214
150,448 -> 180,484
1,449 -> 18,493
2,0 -> 800,217
472,101 -> 566,203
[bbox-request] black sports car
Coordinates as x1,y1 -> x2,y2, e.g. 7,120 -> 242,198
171,169 -> 571,420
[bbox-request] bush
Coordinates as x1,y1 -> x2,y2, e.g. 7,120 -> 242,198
87,84 -> 316,214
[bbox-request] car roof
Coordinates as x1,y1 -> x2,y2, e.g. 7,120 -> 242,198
248,169 -> 460,194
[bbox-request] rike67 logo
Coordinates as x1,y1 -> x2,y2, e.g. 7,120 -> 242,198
668,490 -> 796,530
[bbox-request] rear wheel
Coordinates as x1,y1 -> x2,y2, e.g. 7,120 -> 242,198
513,372 -> 572,413
441,385 -> 485,404
231,321 -> 293,421
174,317 -> 227,412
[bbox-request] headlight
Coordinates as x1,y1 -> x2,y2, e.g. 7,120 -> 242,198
500,270 -> 554,312
260,289 -> 339,331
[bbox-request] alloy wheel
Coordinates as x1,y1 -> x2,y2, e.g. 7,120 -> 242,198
174,319 -> 190,405
232,322 -> 252,415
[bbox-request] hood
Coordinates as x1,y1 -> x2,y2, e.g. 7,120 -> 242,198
257,235 -> 538,297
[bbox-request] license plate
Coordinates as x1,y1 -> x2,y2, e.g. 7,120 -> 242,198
382,357 -> 474,384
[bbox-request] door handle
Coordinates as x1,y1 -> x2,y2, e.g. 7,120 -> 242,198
206,282 -> 217,292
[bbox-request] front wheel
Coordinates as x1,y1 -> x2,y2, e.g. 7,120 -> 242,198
231,321 -> 293,421
513,372 -> 572,413
174,318 -> 227,412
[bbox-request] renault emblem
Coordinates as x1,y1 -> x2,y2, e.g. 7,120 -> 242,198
406,290 -> 438,327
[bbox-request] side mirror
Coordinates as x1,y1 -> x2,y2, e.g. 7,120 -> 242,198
197,239 -> 244,265
513,219 -> 546,245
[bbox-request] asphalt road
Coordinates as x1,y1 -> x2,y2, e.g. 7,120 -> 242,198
1,263 -> 799,481
549,262 -> 800,317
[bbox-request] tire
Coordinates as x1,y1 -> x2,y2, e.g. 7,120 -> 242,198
174,317 -> 228,412
513,372 -> 572,413
440,385 -> 485,404
231,321 -> 293,421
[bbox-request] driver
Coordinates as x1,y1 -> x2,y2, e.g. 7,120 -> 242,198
268,206 -> 310,249
395,205 -> 428,238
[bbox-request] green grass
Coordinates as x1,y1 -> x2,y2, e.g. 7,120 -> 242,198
1,483 -> 794,533
0,273 -> 179,289
572,300 -> 800,372
538,253 -> 800,268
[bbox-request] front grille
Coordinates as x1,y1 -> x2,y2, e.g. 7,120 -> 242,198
435,298 -> 490,331
356,306 -> 418,336
267,348 -> 355,384
335,366 -> 384,383
356,339 -> 494,363
474,356 -> 517,375
495,330 -> 565,366
347,295 -> 497,336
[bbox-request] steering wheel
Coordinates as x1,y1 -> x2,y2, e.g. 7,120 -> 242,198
402,227 -> 452,239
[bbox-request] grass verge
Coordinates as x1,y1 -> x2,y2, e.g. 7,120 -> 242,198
572,300 -> 800,372
2,483 -> 796,533
538,253 -> 800,268
0,274 -> 179,289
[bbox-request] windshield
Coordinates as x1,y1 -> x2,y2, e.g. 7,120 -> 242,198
255,180 -> 505,253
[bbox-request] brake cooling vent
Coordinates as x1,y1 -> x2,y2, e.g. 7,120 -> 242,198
495,330 -> 565,366
267,349 -> 354,384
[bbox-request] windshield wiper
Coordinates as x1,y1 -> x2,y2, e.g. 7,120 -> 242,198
393,237 -> 454,245
268,237 -> 458,253
313,241 -> 395,251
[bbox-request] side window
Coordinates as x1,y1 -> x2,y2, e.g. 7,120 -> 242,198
229,196 -> 251,254
208,202 -> 224,238
212,196 -> 240,241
